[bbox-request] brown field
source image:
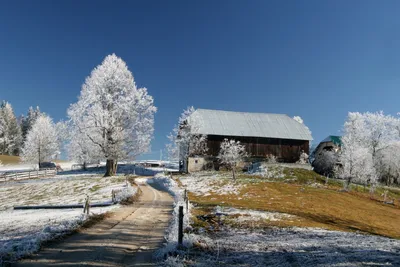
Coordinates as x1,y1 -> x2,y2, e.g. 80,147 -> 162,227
185,169 -> 400,239
0,155 -> 21,165
0,155 -> 67,165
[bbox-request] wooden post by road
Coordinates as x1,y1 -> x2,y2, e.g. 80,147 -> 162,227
178,206 -> 184,246
184,189 -> 189,213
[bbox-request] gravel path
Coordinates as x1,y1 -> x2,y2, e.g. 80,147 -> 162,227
12,179 -> 173,267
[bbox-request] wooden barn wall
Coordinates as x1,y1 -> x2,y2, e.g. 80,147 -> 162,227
206,135 -> 309,163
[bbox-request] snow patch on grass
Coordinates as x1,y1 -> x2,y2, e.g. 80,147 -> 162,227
0,173 -> 138,265
215,206 -> 295,222
162,227 -> 400,266
179,172 -> 243,196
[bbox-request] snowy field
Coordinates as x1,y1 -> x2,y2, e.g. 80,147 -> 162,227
168,227 -> 400,267
153,174 -> 400,267
0,172 -> 137,264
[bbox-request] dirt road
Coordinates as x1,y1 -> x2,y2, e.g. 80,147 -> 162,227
13,180 -> 173,267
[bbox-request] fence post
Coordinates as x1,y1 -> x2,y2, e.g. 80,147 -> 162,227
83,196 -> 90,215
184,189 -> 189,213
111,190 -> 115,203
178,206 -> 184,246
87,196 -> 90,215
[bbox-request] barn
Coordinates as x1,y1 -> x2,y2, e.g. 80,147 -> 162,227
182,109 -> 313,172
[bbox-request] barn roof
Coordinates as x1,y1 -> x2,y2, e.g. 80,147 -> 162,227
321,135 -> 342,146
187,109 -> 313,141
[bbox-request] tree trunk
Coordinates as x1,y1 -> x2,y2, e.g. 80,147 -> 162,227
83,161 -> 87,171
105,159 -> 117,177
232,168 -> 236,181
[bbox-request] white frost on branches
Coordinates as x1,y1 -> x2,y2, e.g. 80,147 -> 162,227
338,111 -> 400,188
166,107 -> 208,162
293,116 -> 304,124
21,115 -> 60,166
218,138 -> 248,180
0,101 -> 22,155
67,54 -> 156,170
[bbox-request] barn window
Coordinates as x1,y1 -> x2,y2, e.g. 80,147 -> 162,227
195,159 -> 198,164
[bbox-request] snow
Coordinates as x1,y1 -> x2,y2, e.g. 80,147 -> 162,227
0,172 -> 137,264
150,174 -> 193,259
155,173 -> 400,266
174,227 -> 400,266
0,163 -> 37,172
179,172 -> 244,196
214,206 -> 296,222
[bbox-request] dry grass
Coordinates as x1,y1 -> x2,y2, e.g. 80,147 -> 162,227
187,169 -> 400,239
0,155 -> 68,165
0,155 -> 21,165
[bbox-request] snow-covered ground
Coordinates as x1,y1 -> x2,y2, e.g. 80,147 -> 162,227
154,174 -> 400,267
0,163 -> 37,172
0,161 -> 77,173
0,173 -> 137,264
0,174 -> 132,210
179,172 -> 244,196
171,227 -> 400,267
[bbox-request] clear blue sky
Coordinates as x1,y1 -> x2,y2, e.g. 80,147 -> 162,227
1,0 -> 400,159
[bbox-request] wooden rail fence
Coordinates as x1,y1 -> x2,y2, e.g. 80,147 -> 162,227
0,168 -> 57,183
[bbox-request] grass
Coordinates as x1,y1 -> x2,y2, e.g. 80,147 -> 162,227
0,155 -> 67,165
185,168 -> 400,239
0,155 -> 21,165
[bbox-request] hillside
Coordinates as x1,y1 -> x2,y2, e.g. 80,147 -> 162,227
0,155 -> 68,166
0,155 -> 21,165
179,167 -> 400,239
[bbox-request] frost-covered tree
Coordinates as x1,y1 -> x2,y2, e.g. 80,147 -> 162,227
339,112 -> 379,189
375,142 -> 400,186
217,138 -> 248,180
0,101 -> 22,155
361,111 -> 397,156
21,114 -> 60,167
68,54 -> 156,176
21,106 -> 42,142
65,122 -> 102,170
312,150 -> 339,177
293,116 -> 304,124
166,107 -> 208,170
293,115 -> 312,160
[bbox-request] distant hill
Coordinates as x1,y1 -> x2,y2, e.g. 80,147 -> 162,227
0,155 -> 67,165
0,155 -> 21,165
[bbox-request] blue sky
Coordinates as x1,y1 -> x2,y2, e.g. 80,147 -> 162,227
1,1 -> 400,159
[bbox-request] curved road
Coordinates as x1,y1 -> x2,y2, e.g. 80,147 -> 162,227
13,179 -> 173,267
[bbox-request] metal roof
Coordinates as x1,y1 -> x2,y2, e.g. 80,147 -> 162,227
321,135 -> 342,146
187,109 -> 313,141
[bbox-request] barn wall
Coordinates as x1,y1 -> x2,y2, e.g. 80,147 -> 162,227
206,135 -> 309,163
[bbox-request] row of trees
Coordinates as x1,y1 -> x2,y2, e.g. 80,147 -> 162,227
339,111 -> 400,188
313,111 -> 400,188
0,102 -> 42,156
3,54 -> 156,176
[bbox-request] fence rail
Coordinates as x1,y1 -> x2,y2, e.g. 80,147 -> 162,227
0,168 -> 57,183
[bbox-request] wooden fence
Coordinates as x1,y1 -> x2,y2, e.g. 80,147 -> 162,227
0,168 -> 57,183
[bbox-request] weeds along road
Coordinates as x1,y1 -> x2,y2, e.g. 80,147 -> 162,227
13,179 -> 173,267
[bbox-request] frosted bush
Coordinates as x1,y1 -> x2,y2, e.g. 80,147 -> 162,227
266,154 -> 277,163
296,152 -> 309,164
114,183 -> 137,203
